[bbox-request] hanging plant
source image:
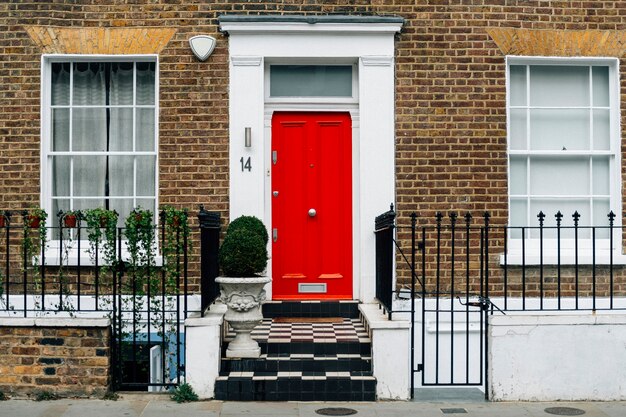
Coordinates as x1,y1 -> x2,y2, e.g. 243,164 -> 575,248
160,206 -> 191,293
22,208 -> 48,290
62,210 -> 80,228
83,208 -> 118,271
125,207 -> 156,294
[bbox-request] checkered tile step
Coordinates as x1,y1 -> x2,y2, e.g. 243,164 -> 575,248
217,303 -> 376,401
225,318 -> 370,344
218,371 -> 375,380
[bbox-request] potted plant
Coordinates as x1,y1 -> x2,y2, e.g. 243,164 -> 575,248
28,208 -> 47,228
61,210 -> 80,228
216,215 -> 270,358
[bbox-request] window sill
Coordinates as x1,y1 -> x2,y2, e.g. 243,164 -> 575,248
41,247 -> 163,267
500,252 -> 626,266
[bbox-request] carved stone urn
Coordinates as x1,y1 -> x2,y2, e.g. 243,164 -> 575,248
216,276 -> 271,358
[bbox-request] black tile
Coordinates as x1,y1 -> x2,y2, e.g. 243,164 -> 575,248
302,379 -> 314,392
302,392 -> 316,401
338,378 -> 350,392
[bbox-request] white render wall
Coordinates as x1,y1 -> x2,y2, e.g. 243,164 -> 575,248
489,313 -> 626,401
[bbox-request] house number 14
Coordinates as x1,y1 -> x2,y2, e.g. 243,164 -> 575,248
240,157 -> 251,172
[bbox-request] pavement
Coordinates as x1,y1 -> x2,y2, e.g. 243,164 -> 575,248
0,392 -> 625,417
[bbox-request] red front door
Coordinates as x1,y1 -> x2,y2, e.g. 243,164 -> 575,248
271,112 -> 352,300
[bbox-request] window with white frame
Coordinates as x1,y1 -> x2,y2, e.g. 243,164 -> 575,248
43,58 -> 157,228
507,58 -> 620,250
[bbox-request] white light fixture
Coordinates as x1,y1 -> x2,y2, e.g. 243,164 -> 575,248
189,35 -> 217,61
245,127 -> 252,148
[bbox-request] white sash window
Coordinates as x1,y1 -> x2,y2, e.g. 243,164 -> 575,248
43,57 -> 158,227
506,57 -> 622,263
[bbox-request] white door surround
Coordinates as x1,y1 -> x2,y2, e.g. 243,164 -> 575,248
219,15 -> 403,302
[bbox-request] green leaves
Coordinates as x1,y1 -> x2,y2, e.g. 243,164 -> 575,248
219,216 -> 268,277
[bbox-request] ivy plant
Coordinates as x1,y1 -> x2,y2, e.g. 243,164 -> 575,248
83,208 -> 118,270
22,208 -> 48,291
161,206 -> 191,292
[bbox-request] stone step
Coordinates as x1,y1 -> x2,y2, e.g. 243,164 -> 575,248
220,353 -> 372,373
262,300 -> 360,318
214,372 -> 376,401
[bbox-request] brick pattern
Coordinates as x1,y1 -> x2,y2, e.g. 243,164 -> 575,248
0,326 -> 110,397
24,26 -> 177,54
2,2 -> 626,291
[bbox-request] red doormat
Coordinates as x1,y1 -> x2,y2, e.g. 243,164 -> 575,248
273,317 -> 344,323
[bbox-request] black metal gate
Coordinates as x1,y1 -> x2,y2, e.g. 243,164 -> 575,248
417,213 -> 490,390
374,208 -> 492,399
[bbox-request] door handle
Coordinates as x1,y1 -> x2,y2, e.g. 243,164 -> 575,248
308,208 -> 317,217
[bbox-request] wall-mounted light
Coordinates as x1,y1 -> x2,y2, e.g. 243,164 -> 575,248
245,127 -> 252,148
189,35 -> 217,62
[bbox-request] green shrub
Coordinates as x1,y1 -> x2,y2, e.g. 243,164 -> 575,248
171,383 -> 198,403
219,228 -> 268,277
226,215 -> 269,245
102,391 -> 119,401
0,391 -> 7,401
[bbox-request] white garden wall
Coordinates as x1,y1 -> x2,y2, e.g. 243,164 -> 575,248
488,313 -> 626,401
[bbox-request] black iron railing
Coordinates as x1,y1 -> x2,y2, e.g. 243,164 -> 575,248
374,207 -> 626,398
0,207 -> 221,391
198,206 -> 221,316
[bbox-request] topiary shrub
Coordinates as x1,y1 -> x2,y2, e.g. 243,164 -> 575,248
219,216 -> 269,277
226,215 -> 268,245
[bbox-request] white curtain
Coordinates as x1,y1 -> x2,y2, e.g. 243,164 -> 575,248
52,62 -> 155,220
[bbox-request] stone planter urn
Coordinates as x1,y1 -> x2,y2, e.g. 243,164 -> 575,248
216,276 -> 271,358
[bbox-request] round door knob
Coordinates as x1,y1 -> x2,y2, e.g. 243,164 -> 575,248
308,208 -> 317,217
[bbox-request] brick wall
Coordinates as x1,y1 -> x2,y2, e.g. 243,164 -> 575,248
2,1 -> 626,290
0,319 -> 110,397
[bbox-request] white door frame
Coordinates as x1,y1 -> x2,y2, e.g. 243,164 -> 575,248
220,16 -> 403,302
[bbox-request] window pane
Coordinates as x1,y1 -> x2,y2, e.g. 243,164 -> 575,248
73,62 -> 106,105
592,157 -> 610,196
530,109 -> 589,151
109,199 -> 134,227
530,66 -> 589,107
73,199 -> 106,212
72,108 -> 107,151
52,199 -> 70,219
110,62 -> 134,105
509,199 -> 527,238
593,109 -> 610,150
109,108 -> 133,151
510,157 -> 527,195
73,156 -> 106,197
592,66 -> 609,107
51,63 -> 70,106
52,109 -> 69,151
530,157 -> 589,196
270,65 -> 352,97
136,62 -> 156,105
593,199 -> 611,238
109,156 -> 134,197
509,65 -> 526,106
510,109 -> 527,150
136,108 -> 155,151
52,156 -> 70,197
137,199 -> 156,219
529,199 -> 589,238
137,156 -> 156,197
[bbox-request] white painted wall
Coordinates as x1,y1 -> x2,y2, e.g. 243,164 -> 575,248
185,303 -> 226,399
489,313 -> 626,401
359,303 -> 411,400
222,20 -> 401,303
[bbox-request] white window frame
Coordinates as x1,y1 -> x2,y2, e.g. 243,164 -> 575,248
264,59 -> 359,105
505,56 -> 624,265
40,54 -> 160,265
